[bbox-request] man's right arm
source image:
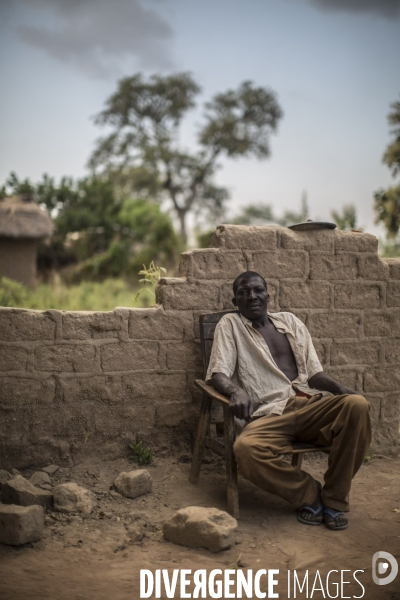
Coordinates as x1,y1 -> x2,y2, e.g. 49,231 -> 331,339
210,372 -> 254,420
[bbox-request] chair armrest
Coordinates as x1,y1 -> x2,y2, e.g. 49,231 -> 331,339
195,379 -> 230,406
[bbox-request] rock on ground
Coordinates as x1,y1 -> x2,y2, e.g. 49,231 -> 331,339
41,465 -> 59,476
29,472 -> 52,490
113,470 -> 152,499
0,503 -> 44,545
1,476 -> 53,509
0,470 -> 10,486
53,483 -> 96,515
163,506 -> 237,553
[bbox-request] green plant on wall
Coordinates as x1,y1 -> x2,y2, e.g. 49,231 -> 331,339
135,261 -> 166,302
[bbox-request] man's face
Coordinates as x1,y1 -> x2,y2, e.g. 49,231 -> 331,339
233,275 -> 269,320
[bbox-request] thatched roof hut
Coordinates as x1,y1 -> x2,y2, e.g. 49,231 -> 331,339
0,195 -> 54,239
0,195 -> 55,287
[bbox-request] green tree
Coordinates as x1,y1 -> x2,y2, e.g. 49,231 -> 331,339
1,172 -> 180,279
231,193 -> 309,227
375,95 -> 400,238
89,73 -> 283,242
331,204 -> 358,230
383,96 -> 400,177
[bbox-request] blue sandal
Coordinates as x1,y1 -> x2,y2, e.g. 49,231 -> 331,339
297,503 -> 324,526
323,508 -> 349,531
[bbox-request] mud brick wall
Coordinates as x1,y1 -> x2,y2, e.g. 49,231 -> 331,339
1,225 -> 399,468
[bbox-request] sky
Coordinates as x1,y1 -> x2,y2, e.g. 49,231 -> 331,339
0,0 -> 399,237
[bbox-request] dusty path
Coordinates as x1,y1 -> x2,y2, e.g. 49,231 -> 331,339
0,454 -> 399,599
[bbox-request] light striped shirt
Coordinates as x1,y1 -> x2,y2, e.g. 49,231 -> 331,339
206,311 -> 331,418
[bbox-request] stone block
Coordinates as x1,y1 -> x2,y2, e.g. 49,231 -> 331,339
156,279 -> 221,311
280,282 -> 331,309
252,251 -> 307,279
0,504 -> 44,545
380,394 -> 400,424
29,472 -> 51,490
59,374 -> 125,406
180,249 -> 247,280
156,403 -> 199,428
0,376 -> 55,407
309,254 -> 358,280
334,284 -> 381,309
1,475 -> 52,508
330,341 -> 380,366
113,470 -> 152,499
92,404 -> 155,437
166,341 -> 202,370
364,368 -> 400,393
363,311 -> 400,337
325,369 -> 358,391
163,506 -> 237,553
280,229 -> 335,252
0,346 -> 28,372
384,339 -> 400,364
128,307 -> 194,341
101,342 -> 159,371
53,482 -> 96,514
34,344 -> 98,373
62,311 -> 122,340
334,230 -> 378,253
387,282 -> 400,307
307,312 -> 361,338
0,309 -> 56,342
210,224 -> 278,250
357,255 -> 389,280
123,372 -> 190,403
384,258 -> 400,279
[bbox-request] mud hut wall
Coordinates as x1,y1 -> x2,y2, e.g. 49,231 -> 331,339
0,225 -> 399,468
0,238 -> 37,287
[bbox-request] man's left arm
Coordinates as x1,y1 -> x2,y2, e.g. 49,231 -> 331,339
308,371 -> 357,395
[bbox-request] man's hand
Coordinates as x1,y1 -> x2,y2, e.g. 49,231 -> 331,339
209,372 -> 254,420
308,371 -> 357,396
228,387 -> 254,420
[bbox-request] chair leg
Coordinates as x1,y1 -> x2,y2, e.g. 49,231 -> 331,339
189,393 -> 212,484
223,405 -> 239,519
291,453 -> 304,469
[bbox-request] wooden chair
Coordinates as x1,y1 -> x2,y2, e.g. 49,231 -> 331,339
189,310 -> 331,519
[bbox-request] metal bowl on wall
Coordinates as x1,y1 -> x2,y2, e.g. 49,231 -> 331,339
288,220 -> 337,231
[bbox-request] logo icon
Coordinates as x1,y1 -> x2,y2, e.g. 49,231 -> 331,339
372,551 -> 398,585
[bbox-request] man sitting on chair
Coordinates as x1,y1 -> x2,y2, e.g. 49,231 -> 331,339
207,271 -> 371,531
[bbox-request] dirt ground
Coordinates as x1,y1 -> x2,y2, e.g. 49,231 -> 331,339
0,452 -> 399,600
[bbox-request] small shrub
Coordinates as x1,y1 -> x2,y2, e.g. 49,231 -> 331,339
128,441 -> 154,466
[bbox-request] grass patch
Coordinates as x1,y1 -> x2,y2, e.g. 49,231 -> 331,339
0,276 -> 155,311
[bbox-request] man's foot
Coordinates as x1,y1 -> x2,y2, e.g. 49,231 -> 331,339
323,508 -> 349,531
297,482 -> 323,526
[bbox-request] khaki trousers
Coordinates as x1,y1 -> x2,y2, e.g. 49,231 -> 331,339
233,393 -> 371,512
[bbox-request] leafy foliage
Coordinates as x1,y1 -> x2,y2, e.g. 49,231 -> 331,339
383,97 -> 400,177
231,194 -> 309,227
375,95 -> 400,239
89,72 -> 283,241
128,441 -> 154,466
374,185 -> 400,237
331,204 -> 359,230
2,172 -> 180,280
